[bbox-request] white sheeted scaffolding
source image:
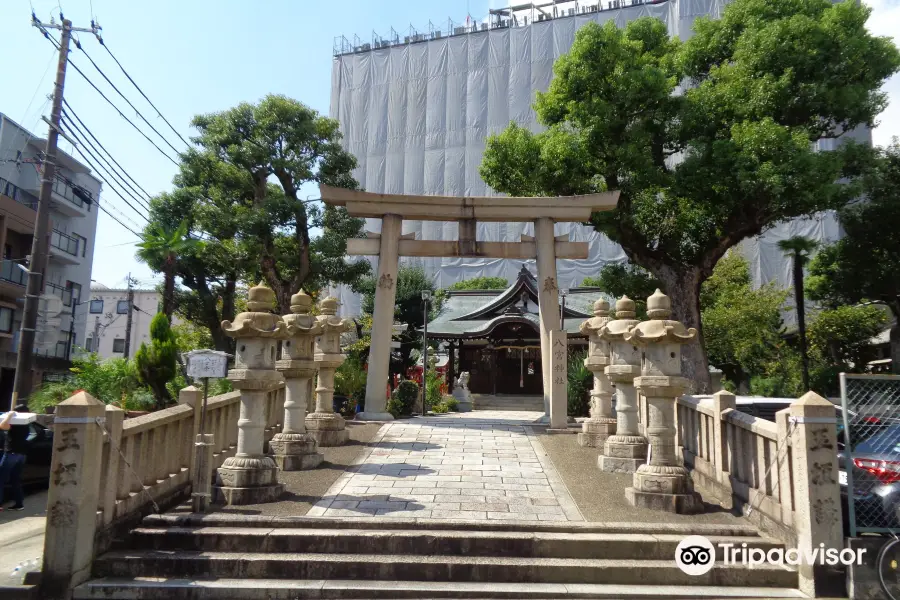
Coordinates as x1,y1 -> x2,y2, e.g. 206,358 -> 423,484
328,0 -> 858,325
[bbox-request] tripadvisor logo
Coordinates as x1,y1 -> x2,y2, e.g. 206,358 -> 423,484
675,535 -> 867,576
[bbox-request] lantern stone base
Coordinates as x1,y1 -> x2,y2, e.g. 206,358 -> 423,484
214,456 -> 284,505
305,412 -> 349,447
269,433 -> 324,471
356,411 -> 394,422
577,419 -> 616,448
625,465 -> 704,514
599,434 -> 647,473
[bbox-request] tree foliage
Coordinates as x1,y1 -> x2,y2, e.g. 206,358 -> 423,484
700,254 -> 789,391
134,313 -> 179,408
583,263 -> 663,319
447,277 -> 509,291
358,266 -> 437,381
808,140 -> 900,372
480,0 -> 899,390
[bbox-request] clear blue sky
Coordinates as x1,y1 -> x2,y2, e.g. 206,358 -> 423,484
1,0 -> 897,290
0,0 -> 493,288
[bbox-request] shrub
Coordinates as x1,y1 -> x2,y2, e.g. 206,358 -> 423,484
391,380 -> 419,416
431,402 -> 450,414
134,313 -> 178,408
424,362 -> 444,408
443,397 -> 459,412
387,397 -> 405,419
567,351 -> 592,417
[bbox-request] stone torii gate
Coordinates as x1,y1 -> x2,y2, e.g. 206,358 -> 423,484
320,183 -> 619,421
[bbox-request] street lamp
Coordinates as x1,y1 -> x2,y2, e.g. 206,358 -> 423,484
421,289 -> 432,416
559,288 -> 569,331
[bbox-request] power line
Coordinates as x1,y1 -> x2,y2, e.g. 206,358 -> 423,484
62,99 -> 155,201
73,37 -> 184,156
36,26 -> 180,166
65,137 -> 149,224
61,108 -> 152,211
97,39 -> 192,148
0,47 -> 56,163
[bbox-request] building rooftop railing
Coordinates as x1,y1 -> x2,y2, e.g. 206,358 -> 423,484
333,0 -> 668,56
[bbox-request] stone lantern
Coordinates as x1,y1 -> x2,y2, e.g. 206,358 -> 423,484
271,289 -> 325,470
623,289 -> 703,514
306,296 -> 352,446
577,298 -> 616,448
598,296 -> 646,473
215,282 -> 286,505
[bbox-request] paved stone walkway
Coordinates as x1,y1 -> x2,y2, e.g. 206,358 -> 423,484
307,411 -> 584,521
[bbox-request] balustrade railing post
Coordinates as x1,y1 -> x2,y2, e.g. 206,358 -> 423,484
40,391 -> 106,599
712,390 -> 736,508
99,404 -> 124,525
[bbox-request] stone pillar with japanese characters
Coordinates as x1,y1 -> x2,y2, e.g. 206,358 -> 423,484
271,289 -> 325,470
624,289 -> 703,514
214,282 -> 286,505
548,329 -> 568,430
40,391 -> 106,599
599,296 -> 646,473
306,296 -> 352,446
578,298 -> 616,447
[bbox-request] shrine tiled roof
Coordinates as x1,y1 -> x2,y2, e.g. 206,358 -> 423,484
425,266 -> 612,339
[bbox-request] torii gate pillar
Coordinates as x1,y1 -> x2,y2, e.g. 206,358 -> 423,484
359,214 -> 402,420
534,217 -> 560,416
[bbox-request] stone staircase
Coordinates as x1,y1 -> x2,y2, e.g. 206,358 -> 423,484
473,394 -> 545,412
74,514 -> 806,599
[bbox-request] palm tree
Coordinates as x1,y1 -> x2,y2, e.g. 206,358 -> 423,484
135,221 -> 194,322
778,236 -> 818,392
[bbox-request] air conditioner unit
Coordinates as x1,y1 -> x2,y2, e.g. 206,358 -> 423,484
568,8 -> 576,15
404,36 -> 411,43
361,43 -> 371,51
537,14 -> 545,21
454,26 -> 466,35
432,31 -> 442,39
353,46 -> 362,52
480,22 -> 488,30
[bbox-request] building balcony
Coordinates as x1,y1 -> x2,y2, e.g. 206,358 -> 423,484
45,281 -> 73,306
0,260 -> 28,301
49,229 -> 82,265
49,177 -> 92,218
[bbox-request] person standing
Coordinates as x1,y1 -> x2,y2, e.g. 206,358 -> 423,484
0,404 -> 28,511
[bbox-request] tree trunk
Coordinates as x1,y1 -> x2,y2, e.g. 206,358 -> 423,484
651,265 -> 712,394
794,258 -> 810,392
891,321 -> 900,375
163,262 -> 176,322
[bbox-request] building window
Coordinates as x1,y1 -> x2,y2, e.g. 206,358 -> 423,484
89,299 -> 103,313
112,338 -> 125,353
0,307 -> 13,333
76,234 -> 88,257
117,300 -> 128,314
85,336 -> 93,352
66,281 -> 82,307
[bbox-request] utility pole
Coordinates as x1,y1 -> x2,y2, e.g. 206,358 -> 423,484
65,297 -> 80,360
92,316 -> 101,354
123,273 -> 135,359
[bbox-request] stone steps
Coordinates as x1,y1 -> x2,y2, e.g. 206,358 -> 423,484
74,578 -> 808,599
77,515 -> 801,599
472,395 -> 544,411
124,526 -> 782,560
92,550 -> 798,588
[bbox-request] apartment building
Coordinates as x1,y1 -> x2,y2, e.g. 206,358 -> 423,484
0,113 -> 100,399
83,284 -> 178,359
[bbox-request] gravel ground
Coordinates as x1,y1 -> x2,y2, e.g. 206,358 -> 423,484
537,432 -> 744,524
170,421 -> 384,517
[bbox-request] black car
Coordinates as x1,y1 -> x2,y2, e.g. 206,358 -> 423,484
0,421 -> 54,488
839,422 -> 900,532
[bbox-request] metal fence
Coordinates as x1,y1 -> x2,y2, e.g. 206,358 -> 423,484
840,373 -> 900,536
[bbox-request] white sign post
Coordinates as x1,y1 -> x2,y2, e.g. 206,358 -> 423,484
183,349 -> 231,512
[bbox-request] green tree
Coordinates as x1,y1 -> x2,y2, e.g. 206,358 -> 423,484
358,266 -> 436,382
700,253 -> 789,392
447,277 -> 508,291
777,236 -> 818,391
808,304 -> 888,372
480,0 -> 899,391
808,140 -> 900,373
583,263 -> 663,319
190,94 -> 369,313
135,220 -> 195,321
134,313 -> 179,408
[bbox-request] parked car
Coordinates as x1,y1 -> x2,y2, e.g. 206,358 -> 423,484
0,421 -> 54,489
839,422 -> 900,532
